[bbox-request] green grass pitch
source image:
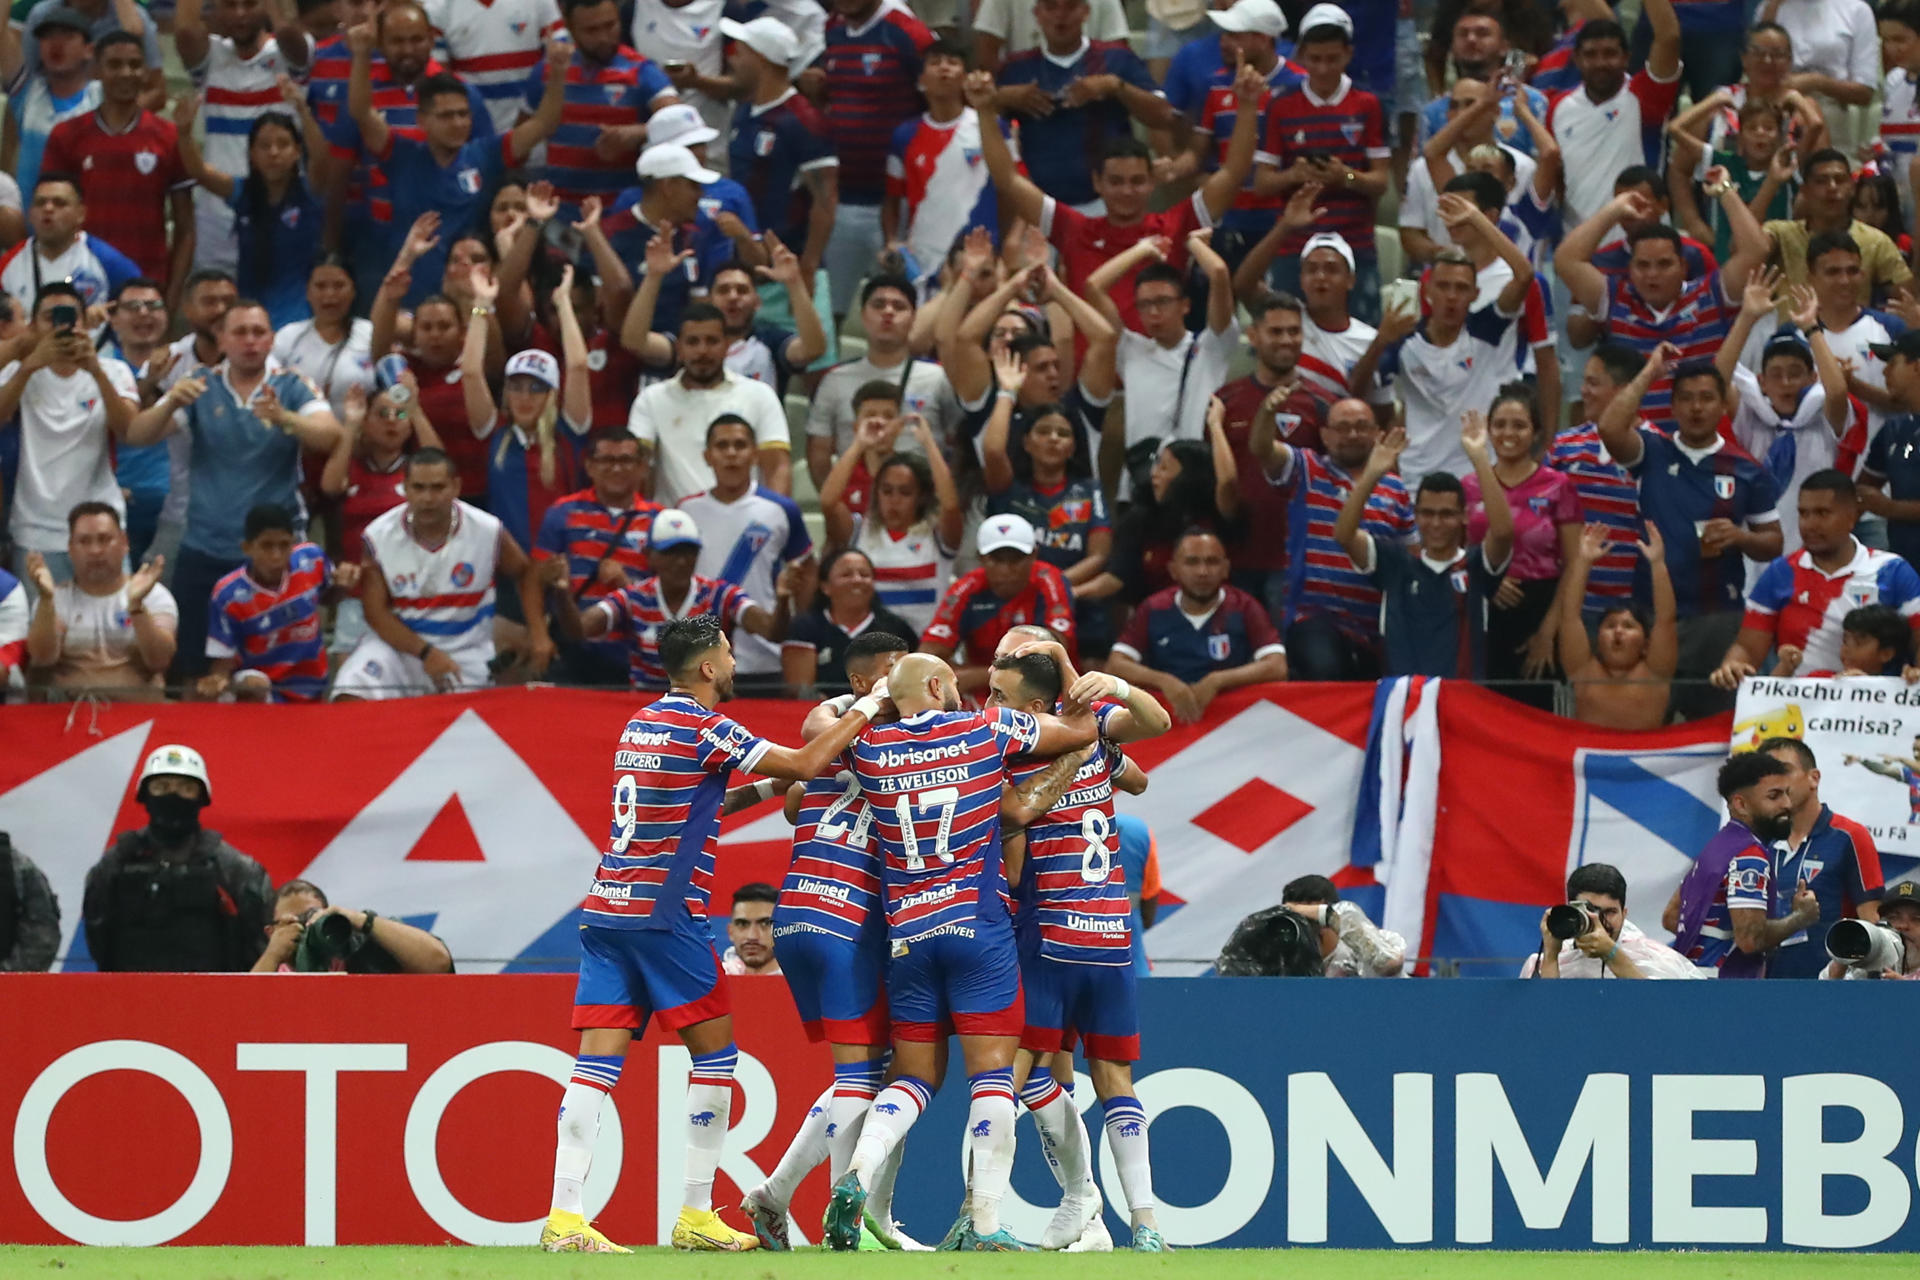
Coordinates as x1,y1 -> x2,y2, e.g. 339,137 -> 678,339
1,1248 -> 1910,1280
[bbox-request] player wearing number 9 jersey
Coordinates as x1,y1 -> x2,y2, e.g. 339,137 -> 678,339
825,653 -> 1099,1253
740,631 -> 919,1253
542,616 -> 887,1257
988,643 -> 1174,1253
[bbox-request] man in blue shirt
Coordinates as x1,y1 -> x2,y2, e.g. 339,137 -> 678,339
639,104 -> 764,284
344,23 -> 570,306
1113,813 -> 1158,977
995,0 -> 1172,210
605,144 -> 726,340
1861,331 -> 1920,568
122,300 -> 342,681
1758,737 -> 1886,980
1333,412 -> 1514,678
1416,7 -> 1548,156
724,15 -> 837,286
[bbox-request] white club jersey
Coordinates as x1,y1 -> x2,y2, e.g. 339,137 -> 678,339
1884,69 -> 1920,231
0,233 -> 122,312
1301,314 -> 1391,406
854,516 -> 953,639
1378,306 -> 1520,483
1821,309 -> 1901,446
363,500 -> 502,659
273,318 -> 376,419
1,358 -> 138,551
422,0 -> 563,134
1548,68 -> 1681,230
681,484 -> 812,675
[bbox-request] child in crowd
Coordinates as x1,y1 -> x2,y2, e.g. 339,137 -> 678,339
201,504 -> 354,703
1775,604 -> 1917,677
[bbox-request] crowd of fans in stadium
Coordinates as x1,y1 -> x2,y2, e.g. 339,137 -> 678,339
2,0 -> 1920,731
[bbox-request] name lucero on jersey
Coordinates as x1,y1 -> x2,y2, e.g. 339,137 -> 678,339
613,751 -> 664,771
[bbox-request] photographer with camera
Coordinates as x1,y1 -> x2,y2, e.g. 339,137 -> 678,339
252,879 -> 454,974
1821,882 -> 1920,981
1216,875 -> 1406,977
1521,863 -> 1702,980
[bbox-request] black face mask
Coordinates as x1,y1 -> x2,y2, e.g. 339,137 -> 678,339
142,794 -> 204,844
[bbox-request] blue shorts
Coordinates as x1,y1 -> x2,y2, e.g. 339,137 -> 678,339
774,920 -> 890,1045
571,923 -> 728,1032
888,920 -> 1024,1041
1020,956 -> 1140,1062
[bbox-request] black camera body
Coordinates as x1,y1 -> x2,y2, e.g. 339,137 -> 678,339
293,908 -> 363,971
1546,901 -> 1595,941
1216,905 -> 1327,977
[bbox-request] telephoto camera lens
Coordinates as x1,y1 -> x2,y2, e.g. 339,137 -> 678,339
1546,903 -> 1592,941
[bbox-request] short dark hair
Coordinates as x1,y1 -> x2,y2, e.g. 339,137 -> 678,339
587,426 -> 641,459
1800,468 -> 1857,505
1758,736 -> 1817,771
860,273 -> 916,311
1802,147 -> 1853,182
243,503 -> 295,541
1281,874 -> 1339,906
923,36 -> 968,65
112,276 -> 164,301
561,0 -> 617,13
276,878 -> 329,907
1881,0 -> 1920,36
1627,223 -> 1684,256
1842,604 -> 1913,667
222,299 -> 272,327
33,171 -> 82,201
709,258 -> 757,289
67,501 -> 122,530
1566,862 -> 1628,905
1135,262 -> 1185,294
1806,230 -> 1863,270
1573,17 -> 1626,50
1612,165 -> 1662,195
992,650 -> 1063,705
1590,343 -> 1643,387
1174,526 -> 1225,558
1670,358 -> 1726,398
658,615 -> 727,680
731,882 -> 779,909
1094,136 -> 1151,175
183,268 -> 237,297
405,446 -> 454,477
94,30 -> 145,59
1748,20 -> 1791,49
1443,169 -> 1506,215
1008,329 -> 1056,360
1415,471 -> 1465,505
1247,291 -> 1304,326
706,412 -> 754,444
680,301 -> 725,330
1717,751 -> 1792,801
852,379 -> 902,413
844,627 -> 911,677
34,281 -> 82,312
415,73 -> 470,115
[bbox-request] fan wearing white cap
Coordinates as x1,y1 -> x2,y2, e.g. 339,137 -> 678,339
536,0 -> 680,208
722,16 -> 839,287
555,505 -> 796,689
460,264 -> 593,588
641,102 -> 767,273
1248,4 -> 1392,322
602,143 -> 718,338
921,513 -> 1077,694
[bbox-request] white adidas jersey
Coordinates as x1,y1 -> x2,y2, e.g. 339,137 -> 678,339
364,500 -> 501,658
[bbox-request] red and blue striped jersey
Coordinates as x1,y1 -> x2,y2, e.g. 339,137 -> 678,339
923,562 -> 1076,662
1743,542 -> 1920,673
852,706 -> 1040,942
522,45 -> 674,207
592,573 -> 752,689
424,0 -> 564,133
1547,420 -> 1646,611
1279,447 -> 1413,637
1590,234 -> 1717,283
995,39 -> 1158,208
1259,77 -> 1389,253
1600,271 -> 1736,432
205,542 -> 332,702
532,488 -> 660,599
1008,702 -> 1132,965
1197,58 -> 1305,231
779,756 -> 885,942
582,693 -> 771,929
306,34 -> 354,127
821,2 -> 934,205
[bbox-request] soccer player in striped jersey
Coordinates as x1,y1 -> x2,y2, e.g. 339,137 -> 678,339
824,652 -> 1097,1252
202,503 -> 357,703
542,614 -> 891,1254
740,629 -> 914,1252
988,640 -> 1171,1251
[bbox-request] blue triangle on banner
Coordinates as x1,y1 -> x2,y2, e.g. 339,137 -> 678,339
503,907 -> 583,973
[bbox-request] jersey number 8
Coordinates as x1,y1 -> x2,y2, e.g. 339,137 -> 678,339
1080,810 -> 1113,884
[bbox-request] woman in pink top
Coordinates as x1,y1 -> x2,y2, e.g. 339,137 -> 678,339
1462,385 -> 1582,700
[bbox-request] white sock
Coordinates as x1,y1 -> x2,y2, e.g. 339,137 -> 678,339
1103,1096 -> 1156,1218
867,1132 -> 909,1222
827,1060 -> 883,1183
682,1044 -> 739,1212
1020,1075 -> 1092,1194
550,1080 -> 607,1215
757,1085 -> 833,1210
966,1069 -> 1018,1235
849,1076 -> 932,1183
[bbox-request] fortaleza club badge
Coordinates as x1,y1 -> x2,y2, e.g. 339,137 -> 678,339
457,168 -> 482,195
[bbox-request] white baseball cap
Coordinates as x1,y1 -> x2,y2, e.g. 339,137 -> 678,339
139,744 -> 213,802
648,508 -> 702,551
1209,0 -> 1286,38
977,513 -> 1037,556
504,349 -> 560,388
1302,231 -> 1356,272
643,102 -> 718,151
721,15 -> 800,69
1299,2 -> 1354,37
636,144 -> 719,185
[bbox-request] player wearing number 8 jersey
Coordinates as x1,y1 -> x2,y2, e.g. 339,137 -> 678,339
989,639 -> 1173,1252
824,652 -> 1098,1253
541,616 -> 888,1255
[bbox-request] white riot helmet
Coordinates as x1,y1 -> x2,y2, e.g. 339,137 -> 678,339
138,744 -> 212,803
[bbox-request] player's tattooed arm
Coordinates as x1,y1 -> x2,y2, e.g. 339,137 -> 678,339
1002,744 -> 1097,831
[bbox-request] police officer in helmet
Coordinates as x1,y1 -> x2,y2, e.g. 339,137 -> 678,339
81,744 -> 274,971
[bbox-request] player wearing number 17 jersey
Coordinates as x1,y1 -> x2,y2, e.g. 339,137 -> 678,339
541,616 -> 884,1256
824,653 -> 1098,1253
989,643 -> 1173,1252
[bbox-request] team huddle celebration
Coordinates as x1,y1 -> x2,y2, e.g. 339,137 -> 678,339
6,0 -> 1920,1258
